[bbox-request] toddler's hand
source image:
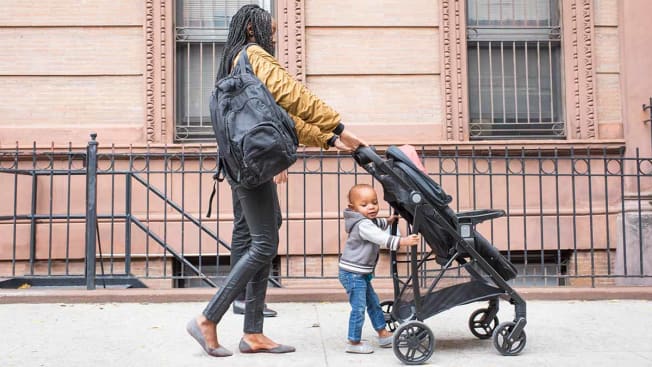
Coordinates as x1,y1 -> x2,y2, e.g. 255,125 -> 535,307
399,234 -> 420,246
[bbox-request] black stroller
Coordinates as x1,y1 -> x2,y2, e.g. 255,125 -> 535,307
353,146 -> 527,365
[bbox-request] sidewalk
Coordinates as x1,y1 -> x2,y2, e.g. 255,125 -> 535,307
1,297 -> 651,367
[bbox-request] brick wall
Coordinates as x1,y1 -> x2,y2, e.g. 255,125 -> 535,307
566,250 -> 617,286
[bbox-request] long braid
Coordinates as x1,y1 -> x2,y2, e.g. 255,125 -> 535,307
216,4 -> 274,82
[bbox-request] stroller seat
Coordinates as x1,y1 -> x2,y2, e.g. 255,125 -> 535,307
362,146 -> 518,280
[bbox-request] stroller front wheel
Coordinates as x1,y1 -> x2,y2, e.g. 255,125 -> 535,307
393,321 -> 435,365
492,321 -> 527,356
468,308 -> 499,339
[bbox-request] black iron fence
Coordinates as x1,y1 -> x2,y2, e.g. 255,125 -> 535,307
1,135 -> 650,289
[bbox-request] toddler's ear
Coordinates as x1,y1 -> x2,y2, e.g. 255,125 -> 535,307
347,203 -> 354,209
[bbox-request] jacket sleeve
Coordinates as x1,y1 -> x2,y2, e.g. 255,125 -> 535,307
246,45 -> 342,149
358,220 -> 400,251
375,218 -> 389,230
290,114 -> 334,149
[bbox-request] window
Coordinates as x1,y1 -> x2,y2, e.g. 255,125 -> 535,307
466,0 -> 563,140
172,255 -> 280,288
175,0 -> 273,142
506,250 -> 570,286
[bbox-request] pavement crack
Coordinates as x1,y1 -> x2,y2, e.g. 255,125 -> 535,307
635,351 -> 652,362
314,303 -> 329,367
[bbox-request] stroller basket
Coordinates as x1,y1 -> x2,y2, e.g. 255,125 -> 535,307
353,146 -> 527,364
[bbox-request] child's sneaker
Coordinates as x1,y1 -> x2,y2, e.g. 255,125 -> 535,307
345,342 -> 374,354
378,334 -> 393,348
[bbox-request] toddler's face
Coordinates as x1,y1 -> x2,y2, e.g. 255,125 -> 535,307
349,187 -> 380,219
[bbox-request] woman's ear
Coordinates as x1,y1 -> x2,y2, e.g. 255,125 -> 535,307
246,23 -> 254,37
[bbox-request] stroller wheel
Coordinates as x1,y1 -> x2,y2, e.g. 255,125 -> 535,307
468,308 -> 499,339
492,321 -> 527,356
393,321 -> 435,365
380,300 -> 399,332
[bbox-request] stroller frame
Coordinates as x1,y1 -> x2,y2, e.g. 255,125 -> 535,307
353,146 -> 527,365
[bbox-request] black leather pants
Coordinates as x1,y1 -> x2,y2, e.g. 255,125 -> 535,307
230,185 -> 282,301
203,180 -> 281,334
230,188 -> 250,304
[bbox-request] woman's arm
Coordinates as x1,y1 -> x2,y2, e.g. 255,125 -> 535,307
290,114 -> 334,149
246,45 -> 343,148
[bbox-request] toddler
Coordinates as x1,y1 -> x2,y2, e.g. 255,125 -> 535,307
339,184 -> 420,353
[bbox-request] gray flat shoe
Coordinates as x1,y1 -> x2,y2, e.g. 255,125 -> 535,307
378,334 -> 393,348
345,342 -> 374,354
186,319 -> 233,357
239,338 -> 296,354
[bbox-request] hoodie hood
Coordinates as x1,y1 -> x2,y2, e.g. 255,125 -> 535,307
344,208 -> 368,233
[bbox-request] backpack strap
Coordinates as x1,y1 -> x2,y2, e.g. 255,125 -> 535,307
232,43 -> 256,75
205,158 -> 225,218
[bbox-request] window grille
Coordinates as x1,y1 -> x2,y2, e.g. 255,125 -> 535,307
466,0 -> 564,140
175,0 -> 272,142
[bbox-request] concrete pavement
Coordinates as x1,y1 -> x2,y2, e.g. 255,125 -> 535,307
1,299 -> 651,367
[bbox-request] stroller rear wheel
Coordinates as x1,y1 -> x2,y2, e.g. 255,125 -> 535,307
492,321 -> 527,356
380,300 -> 399,332
468,308 -> 499,339
393,321 -> 435,365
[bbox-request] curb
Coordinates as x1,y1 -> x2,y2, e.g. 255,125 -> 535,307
1,286 -> 652,304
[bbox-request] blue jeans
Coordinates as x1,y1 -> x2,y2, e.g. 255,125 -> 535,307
338,269 -> 386,342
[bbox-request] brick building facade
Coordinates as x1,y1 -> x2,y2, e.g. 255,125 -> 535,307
1,0 -> 650,287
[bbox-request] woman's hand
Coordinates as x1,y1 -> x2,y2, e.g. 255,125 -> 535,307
333,136 -> 354,152
332,129 -> 367,152
339,129 -> 367,150
273,170 -> 288,184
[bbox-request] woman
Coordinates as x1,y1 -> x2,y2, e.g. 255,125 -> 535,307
186,4 -> 365,357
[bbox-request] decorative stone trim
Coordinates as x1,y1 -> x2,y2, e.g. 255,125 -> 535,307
144,0 -> 169,143
160,0 -> 168,141
441,0 -> 465,141
566,0 -> 597,139
581,0 -> 597,139
146,0 -> 155,143
276,0 -> 305,82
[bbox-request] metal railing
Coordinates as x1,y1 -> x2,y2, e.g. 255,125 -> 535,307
1,135 -> 650,289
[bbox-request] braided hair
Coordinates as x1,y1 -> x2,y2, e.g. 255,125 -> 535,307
216,4 -> 274,81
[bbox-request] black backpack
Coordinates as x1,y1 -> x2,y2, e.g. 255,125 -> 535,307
210,43 -> 298,189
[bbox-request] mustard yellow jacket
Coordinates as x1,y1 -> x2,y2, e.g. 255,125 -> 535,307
242,45 -> 342,149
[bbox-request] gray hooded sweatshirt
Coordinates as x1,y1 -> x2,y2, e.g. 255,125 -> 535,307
338,208 -> 401,274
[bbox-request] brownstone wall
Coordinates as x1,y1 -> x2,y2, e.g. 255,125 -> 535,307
2,1 -> 649,289
0,0 -> 147,146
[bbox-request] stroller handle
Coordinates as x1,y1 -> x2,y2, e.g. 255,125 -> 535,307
352,146 -> 384,167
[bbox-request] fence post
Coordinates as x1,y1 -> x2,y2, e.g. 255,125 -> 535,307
85,133 -> 98,290
29,143 -> 38,275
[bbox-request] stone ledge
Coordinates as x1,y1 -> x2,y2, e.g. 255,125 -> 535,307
1,286 -> 651,304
